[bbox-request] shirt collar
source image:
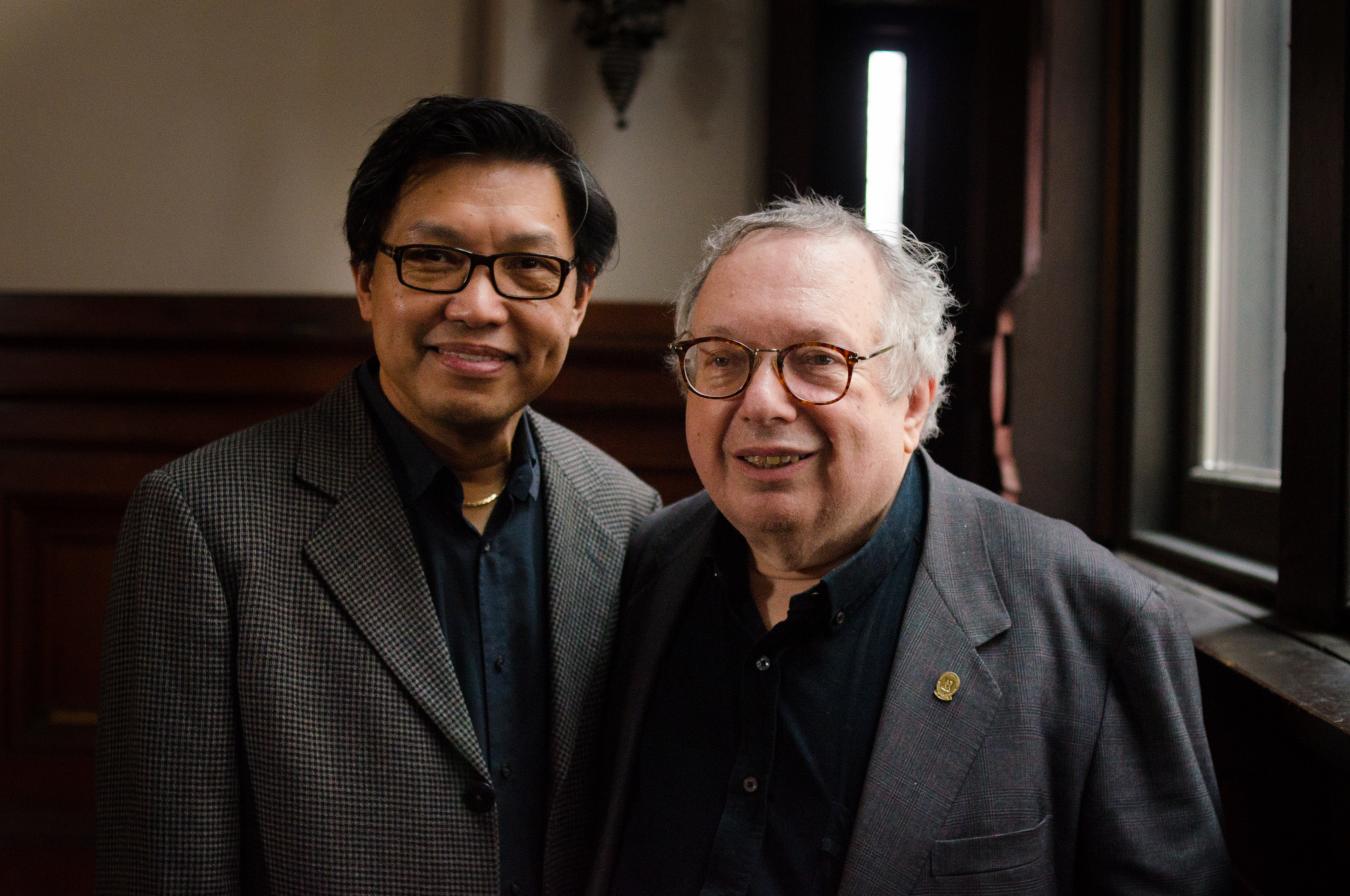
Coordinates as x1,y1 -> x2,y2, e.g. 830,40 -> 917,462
356,356 -> 540,506
817,450 -> 928,617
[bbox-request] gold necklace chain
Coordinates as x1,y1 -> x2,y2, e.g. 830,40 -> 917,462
463,489 -> 502,509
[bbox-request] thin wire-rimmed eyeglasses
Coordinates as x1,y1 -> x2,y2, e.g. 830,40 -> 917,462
378,243 -> 576,300
669,336 -> 896,405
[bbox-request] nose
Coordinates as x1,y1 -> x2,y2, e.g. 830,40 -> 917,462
737,352 -> 798,424
445,265 -> 509,327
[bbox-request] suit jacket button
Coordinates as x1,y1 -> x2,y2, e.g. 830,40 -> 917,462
463,780 -> 496,814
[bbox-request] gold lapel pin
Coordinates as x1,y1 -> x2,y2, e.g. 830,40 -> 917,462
934,671 -> 961,702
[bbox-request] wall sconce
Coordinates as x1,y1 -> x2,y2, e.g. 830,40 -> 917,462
569,0 -> 683,128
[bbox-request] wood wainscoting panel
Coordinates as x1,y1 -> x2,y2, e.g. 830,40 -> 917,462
0,449 -> 160,894
0,293 -> 689,893
4,486 -> 120,755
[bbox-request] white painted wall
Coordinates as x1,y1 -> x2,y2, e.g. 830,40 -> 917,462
485,0 -> 768,302
0,0 -> 767,302
0,0 -> 478,295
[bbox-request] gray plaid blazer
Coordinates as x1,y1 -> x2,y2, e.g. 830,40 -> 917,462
97,372 -> 660,895
590,455 -> 1230,895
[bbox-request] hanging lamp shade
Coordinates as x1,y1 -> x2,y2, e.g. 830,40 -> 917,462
570,0 -> 682,128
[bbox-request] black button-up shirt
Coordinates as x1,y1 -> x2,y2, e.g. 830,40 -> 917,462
613,455 -> 928,896
357,359 -> 548,896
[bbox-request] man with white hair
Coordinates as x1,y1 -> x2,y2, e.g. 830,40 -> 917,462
589,197 -> 1229,894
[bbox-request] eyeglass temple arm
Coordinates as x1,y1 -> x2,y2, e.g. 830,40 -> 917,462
858,344 -> 897,362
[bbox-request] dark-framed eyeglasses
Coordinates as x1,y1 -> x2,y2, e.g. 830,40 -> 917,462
669,336 -> 896,405
378,243 -> 576,300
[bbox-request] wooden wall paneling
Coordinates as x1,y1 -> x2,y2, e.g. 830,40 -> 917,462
4,482 -> 120,755
537,300 -> 696,502
0,452 -> 144,895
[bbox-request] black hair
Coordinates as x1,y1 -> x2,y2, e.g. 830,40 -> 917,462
344,96 -> 616,285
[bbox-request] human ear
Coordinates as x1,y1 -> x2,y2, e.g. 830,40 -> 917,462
352,261 -> 375,322
900,377 -> 937,453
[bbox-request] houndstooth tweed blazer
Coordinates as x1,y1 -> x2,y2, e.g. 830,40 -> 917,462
589,454 -> 1230,895
96,372 -> 660,895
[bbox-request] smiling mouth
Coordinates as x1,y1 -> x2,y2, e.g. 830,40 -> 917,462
741,454 -> 809,469
434,346 -> 512,362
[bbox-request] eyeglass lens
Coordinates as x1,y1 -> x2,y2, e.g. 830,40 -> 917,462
399,246 -> 566,298
681,339 -> 852,403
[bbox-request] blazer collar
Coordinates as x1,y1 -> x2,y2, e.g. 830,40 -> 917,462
839,453 -> 1012,895
294,374 -> 379,501
913,455 -> 1012,646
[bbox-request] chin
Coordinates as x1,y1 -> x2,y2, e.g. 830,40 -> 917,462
759,518 -> 802,535
730,506 -> 804,537
430,396 -> 521,430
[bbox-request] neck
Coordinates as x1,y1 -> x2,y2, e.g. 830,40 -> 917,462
428,424 -> 516,535
745,549 -> 837,630
416,413 -> 521,483
411,417 -> 515,521
741,527 -> 863,585
748,548 -> 838,584
447,451 -> 511,513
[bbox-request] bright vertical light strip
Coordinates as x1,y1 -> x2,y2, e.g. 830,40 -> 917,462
1199,0 -> 1288,480
1200,0 -> 1227,469
865,50 -> 907,240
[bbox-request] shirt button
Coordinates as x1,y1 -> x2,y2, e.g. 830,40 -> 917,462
462,780 -> 496,814
508,884 -> 522,896
833,610 -> 846,626
754,656 -> 771,672
500,763 -> 513,781
482,541 -> 493,553
742,775 -> 759,793
493,654 -> 505,672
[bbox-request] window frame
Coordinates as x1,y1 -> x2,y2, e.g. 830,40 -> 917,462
1113,0 -> 1350,628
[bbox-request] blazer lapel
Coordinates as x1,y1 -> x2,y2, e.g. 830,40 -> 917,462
538,442 -> 626,798
839,458 -> 1011,896
298,379 -> 488,779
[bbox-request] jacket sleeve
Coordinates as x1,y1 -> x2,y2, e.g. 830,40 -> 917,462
1076,588 -> 1232,894
96,469 -> 241,894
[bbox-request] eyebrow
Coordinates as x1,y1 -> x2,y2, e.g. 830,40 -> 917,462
404,222 -> 566,254
697,324 -> 847,346
699,325 -> 743,339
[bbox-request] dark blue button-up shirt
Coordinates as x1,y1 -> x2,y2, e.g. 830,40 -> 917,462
613,454 -> 928,896
357,359 -> 548,896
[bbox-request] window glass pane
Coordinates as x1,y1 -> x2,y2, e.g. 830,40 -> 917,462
1199,0 -> 1289,484
865,50 -> 907,239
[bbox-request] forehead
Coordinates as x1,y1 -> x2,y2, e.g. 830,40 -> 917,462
387,157 -> 570,244
691,229 -> 888,343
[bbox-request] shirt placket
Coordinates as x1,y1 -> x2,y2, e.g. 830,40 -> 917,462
698,634 -> 782,896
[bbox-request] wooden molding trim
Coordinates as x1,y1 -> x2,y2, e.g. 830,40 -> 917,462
0,292 -> 673,350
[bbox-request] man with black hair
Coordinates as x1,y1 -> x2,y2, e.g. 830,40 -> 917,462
97,96 -> 659,896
